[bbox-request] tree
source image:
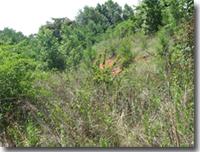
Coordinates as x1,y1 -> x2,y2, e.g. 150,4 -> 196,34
161,0 -> 194,35
114,19 -> 138,38
113,12 -> 124,26
135,0 -> 163,34
45,17 -> 73,43
0,28 -> 27,45
75,6 -> 109,31
37,26 -> 66,70
83,36 -> 98,69
95,3 -> 109,19
60,25 -> 84,70
122,4 -> 134,20
95,0 -> 123,27
104,0 -> 123,25
143,0 -> 163,33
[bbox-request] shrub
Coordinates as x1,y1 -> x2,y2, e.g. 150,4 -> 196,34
0,40 -> 40,133
114,19 -> 137,38
156,27 -> 171,56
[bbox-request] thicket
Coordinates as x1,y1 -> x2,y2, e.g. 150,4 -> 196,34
0,0 -> 194,147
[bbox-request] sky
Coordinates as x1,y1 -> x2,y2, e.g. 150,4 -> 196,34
0,0 -> 140,36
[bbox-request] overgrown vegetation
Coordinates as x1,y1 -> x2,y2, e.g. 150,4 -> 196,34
0,0 -> 194,147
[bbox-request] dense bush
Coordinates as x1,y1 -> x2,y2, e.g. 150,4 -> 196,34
0,28 -> 27,45
37,26 -> 66,71
114,19 -> 138,38
0,40 -> 40,133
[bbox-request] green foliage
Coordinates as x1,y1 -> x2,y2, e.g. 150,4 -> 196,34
122,4 -> 134,20
114,19 -> 138,38
61,19 -> 104,49
60,25 -> 84,70
134,0 -> 193,35
86,20 -> 104,35
38,26 -> 66,71
76,6 -> 109,30
170,13 -> 194,88
7,122 -> 40,147
95,0 -> 133,28
161,0 -> 194,35
137,30 -> 148,50
0,27 -> 27,45
83,20 -> 105,44
0,40 -> 39,131
119,38 -> 136,69
139,0 -> 163,34
83,39 -> 98,69
103,0 -> 123,26
112,12 -> 124,26
45,17 -> 73,43
108,40 -> 117,57
156,27 -> 171,56
100,139 -> 108,147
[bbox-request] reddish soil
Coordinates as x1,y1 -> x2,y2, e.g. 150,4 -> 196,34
111,66 -> 121,75
99,58 -> 116,69
95,58 -> 122,76
95,55 -> 149,76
